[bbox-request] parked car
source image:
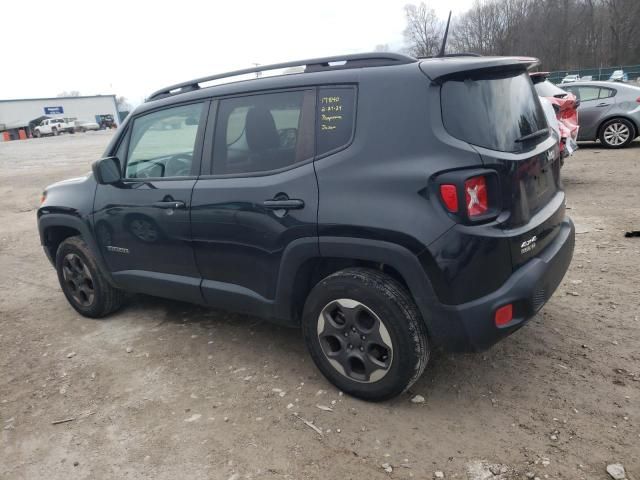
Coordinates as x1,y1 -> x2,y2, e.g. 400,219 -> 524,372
560,74 -> 580,84
74,120 -> 100,132
530,72 -> 579,158
562,81 -> 640,148
608,70 -> 628,82
38,53 -> 574,401
33,118 -> 75,137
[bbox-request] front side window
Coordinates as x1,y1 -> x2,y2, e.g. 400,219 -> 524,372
212,90 -> 313,175
125,102 -> 204,179
441,71 -> 547,152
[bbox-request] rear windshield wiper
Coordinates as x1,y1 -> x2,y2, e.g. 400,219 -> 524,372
515,128 -> 549,143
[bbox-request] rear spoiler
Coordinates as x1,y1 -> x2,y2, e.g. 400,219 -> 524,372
419,56 -> 540,83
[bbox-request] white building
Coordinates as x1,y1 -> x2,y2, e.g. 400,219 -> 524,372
0,95 -> 120,140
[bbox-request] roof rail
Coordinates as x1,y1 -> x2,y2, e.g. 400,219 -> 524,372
146,52 -> 416,101
419,52 -> 482,59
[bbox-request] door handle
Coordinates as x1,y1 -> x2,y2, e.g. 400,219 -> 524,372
596,103 -> 611,107
262,198 -> 305,210
152,200 -> 186,209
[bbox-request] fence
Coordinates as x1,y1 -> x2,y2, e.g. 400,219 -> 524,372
548,64 -> 640,84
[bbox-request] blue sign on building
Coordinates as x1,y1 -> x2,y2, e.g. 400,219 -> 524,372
44,106 -> 64,115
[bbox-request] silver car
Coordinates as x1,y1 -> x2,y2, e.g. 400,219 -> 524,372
562,81 -> 640,148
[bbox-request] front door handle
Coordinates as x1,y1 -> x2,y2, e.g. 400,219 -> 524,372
152,200 -> 186,209
263,198 -> 305,210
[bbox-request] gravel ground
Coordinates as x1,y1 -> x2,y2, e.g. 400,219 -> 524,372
0,131 -> 638,480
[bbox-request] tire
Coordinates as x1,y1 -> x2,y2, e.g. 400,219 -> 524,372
34,130 -> 41,138
599,118 -> 635,148
302,267 -> 429,401
52,128 -> 58,136
55,236 -> 125,318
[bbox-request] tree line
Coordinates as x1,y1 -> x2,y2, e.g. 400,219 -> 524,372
403,0 -> 640,70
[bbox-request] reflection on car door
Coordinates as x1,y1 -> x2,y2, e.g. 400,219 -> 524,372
93,101 -> 208,303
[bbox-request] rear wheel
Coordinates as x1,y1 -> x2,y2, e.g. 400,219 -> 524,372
34,130 -> 41,138
599,118 -> 635,148
55,236 -> 125,318
52,127 -> 58,136
302,268 -> 429,401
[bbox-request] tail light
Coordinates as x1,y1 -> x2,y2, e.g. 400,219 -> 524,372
436,170 -> 500,223
495,304 -> 513,326
464,176 -> 488,217
636,97 -> 640,103
439,184 -> 458,212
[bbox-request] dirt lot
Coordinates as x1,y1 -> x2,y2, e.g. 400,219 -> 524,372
1,131 -> 638,480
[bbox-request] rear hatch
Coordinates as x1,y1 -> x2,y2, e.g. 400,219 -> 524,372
422,58 -> 564,269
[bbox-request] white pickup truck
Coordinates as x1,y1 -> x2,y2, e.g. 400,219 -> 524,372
33,118 -> 76,137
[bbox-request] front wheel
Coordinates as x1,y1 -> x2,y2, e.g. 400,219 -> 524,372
55,236 -> 125,318
302,268 -> 429,401
599,118 -> 635,148
34,130 -> 41,138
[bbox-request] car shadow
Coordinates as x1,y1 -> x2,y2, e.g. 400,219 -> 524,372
114,294 -> 548,407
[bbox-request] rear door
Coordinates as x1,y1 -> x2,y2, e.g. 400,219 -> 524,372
565,85 -> 615,139
93,101 -> 208,303
191,89 -> 318,311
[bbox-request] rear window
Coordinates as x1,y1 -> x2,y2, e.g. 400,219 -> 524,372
441,71 -> 547,152
534,80 -> 568,98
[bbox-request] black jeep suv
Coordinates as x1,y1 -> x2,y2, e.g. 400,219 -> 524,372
38,53 -> 574,401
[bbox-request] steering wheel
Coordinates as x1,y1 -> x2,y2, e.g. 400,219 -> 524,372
165,154 -> 192,177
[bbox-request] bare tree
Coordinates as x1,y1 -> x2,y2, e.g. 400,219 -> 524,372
116,96 -> 132,112
403,2 -> 443,57
56,90 -> 81,97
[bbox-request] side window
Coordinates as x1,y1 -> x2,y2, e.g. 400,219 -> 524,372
212,90 -> 313,175
575,87 -> 600,102
599,88 -> 615,99
125,102 -> 204,179
317,87 -> 356,156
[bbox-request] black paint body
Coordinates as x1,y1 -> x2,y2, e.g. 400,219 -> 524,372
38,56 -> 575,351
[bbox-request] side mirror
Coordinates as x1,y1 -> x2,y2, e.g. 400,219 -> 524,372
92,156 -> 122,185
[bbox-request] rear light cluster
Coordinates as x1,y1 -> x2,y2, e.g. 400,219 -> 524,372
438,171 -> 498,221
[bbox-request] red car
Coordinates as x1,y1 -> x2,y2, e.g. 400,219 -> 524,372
530,72 -> 579,157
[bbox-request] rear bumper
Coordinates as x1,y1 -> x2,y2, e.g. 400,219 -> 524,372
433,217 -> 575,351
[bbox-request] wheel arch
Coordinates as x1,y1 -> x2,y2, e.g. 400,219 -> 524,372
275,237 -> 442,335
38,213 -> 116,286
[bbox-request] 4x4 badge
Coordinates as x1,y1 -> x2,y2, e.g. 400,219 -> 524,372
520,235 -> 537,254
106,245 -> 130,254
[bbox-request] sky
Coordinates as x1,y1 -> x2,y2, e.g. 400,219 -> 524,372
1,0 -> 475,106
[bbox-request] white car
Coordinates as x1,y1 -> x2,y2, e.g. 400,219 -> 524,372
33,118 -> 75,137
74,120 -> 101,132
560,74 -> 580,84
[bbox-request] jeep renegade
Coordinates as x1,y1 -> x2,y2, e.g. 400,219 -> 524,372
37,53 -> 575,401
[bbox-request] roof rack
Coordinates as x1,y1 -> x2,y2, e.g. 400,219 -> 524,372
146,52 -> 416,101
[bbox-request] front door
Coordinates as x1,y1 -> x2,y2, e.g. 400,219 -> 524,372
93,101 -> 208,303
191,90 -> 318,314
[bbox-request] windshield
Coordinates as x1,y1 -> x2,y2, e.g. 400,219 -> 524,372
441,71 -> 548,153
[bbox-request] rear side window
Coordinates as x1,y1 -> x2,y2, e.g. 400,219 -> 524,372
317,87 -> 356,156
213,90 -> 314,175
599,88 -> 615,99
441,72 -> 547,152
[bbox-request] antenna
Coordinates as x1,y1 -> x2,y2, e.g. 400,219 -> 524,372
437,11 -> 452,58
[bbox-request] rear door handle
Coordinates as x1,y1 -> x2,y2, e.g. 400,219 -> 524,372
152,200 -> 186,209
262,198 -> 305,210
597,102 -> 611,107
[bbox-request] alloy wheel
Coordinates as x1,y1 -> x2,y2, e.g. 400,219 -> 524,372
62,253 -> 95,307
603,122 -> 630,146
317,299 -> 393,383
